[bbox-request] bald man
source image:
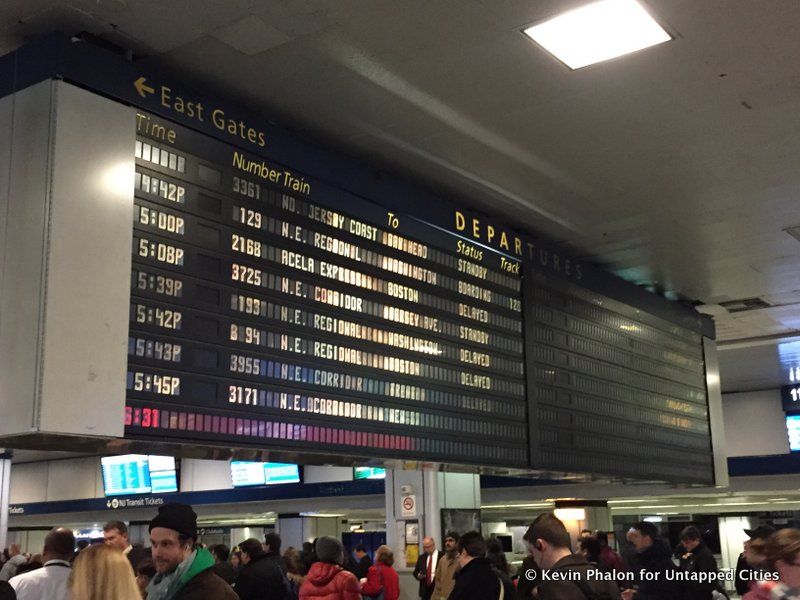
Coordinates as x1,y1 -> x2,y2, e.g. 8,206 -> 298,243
10,527 -> 75,600
413,537 -> 442,600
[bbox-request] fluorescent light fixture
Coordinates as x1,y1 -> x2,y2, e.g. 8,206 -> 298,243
523,0 -> 671,70
482,503 -> 553,509
643,516 -> 663,523
554,508 -> 586,521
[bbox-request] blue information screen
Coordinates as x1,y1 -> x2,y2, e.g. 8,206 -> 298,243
787,416 -> 800,452
354,467 -> 386,480
230,461 -> 300,487
101,455 -> 178,496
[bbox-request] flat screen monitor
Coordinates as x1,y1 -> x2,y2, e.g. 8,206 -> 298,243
230,462 -> 300,487
787,415 -> 800,451
101,455 -> 178,496
353,467 -> 386,480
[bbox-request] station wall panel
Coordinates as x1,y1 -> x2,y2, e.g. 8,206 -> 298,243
723,390 -> 789,457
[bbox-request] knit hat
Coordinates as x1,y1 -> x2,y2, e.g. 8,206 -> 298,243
745,525 -> 776,541
149,503 -> 198,540
316,536 -> 344,565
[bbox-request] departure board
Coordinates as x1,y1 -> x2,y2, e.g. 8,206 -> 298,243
125,112 -> 527,468
0,37 -> 721,485
524,269 -> 714,484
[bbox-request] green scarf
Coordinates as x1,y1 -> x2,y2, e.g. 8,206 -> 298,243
146,547 -> 216,600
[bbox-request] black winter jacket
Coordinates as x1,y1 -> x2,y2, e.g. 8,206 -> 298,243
677,543 -> 718,600
235,554 -> 288,600
536,554 -> 620,600
626,542 -> 683,600
449,558 -> 504,600
516,556 -> 540,600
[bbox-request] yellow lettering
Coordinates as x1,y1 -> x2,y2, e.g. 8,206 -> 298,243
160,86 -> 172,108
455,211 -> 466,231
499,232 -> 509,250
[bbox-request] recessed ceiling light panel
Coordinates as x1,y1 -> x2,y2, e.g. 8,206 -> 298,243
523,0 -> 672,70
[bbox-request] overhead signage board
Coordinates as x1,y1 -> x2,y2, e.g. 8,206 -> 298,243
0,34 -> 719,483
125,112 -> 528,467
523,272 -> 714,484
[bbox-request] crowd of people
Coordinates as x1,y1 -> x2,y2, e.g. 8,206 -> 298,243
0,503 -> 401,600
2,505 -> 800,600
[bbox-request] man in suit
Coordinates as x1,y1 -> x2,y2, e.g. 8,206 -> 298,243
103,520 -> 150,570
413,537 -> 443,600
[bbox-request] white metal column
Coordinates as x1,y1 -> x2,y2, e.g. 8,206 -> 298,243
0,450 -> 12,550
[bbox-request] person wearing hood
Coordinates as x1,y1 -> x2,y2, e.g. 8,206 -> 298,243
623,522 -> 681,600
145,502 -> 237,600
431,531 -> 461,600
299,537 -> 360,600
234,538 -> 288,600
523,514 -> 620,600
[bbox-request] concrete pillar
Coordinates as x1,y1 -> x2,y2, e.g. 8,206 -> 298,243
0,450 -> 11,551
278,516 -> 305,552
230,526 -> 265,547
129,523 -> 150,546
385,469 -> 480,600
277,515 -> 340,553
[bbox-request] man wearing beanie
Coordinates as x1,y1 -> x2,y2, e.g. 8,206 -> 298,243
431,532 -> 461,600
147,503 -> 238,600
299,536 -> 361,600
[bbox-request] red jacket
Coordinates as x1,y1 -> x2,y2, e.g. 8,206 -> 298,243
300,562 -> 361,600
361,563 -> 400,600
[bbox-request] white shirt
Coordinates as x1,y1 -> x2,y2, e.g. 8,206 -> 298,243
429,551 -> 439,576
9,560 -> 71,600
425,551 -> 439,584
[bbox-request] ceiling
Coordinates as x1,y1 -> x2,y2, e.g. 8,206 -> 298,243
1,1 -> 799,391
